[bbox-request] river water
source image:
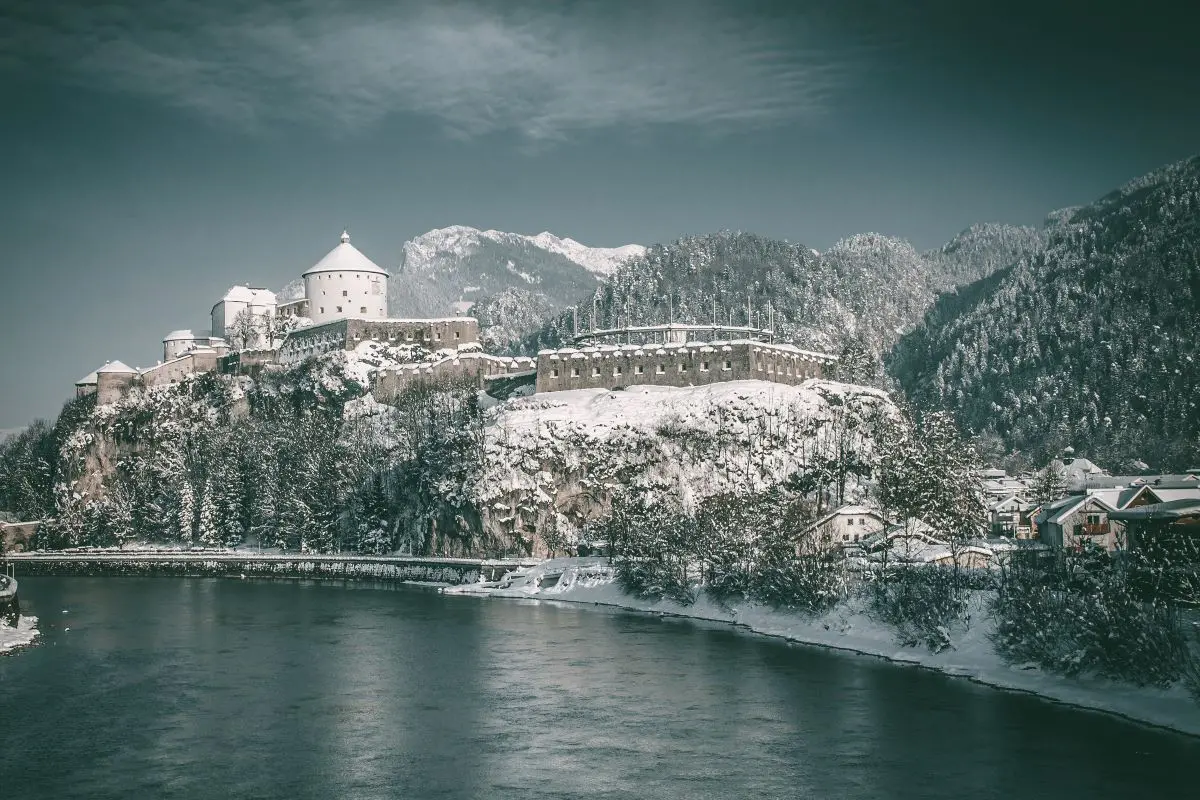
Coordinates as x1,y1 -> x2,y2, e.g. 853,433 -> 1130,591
0,577 -> 1194,799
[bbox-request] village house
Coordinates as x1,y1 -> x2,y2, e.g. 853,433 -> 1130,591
795,505 -> 887,554
861,522 -> 995,569
1035,495 -> 1122,552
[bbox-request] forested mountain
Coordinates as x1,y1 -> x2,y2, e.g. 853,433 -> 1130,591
515,230 -> 970,379
890,156 -> 1200,471
923,223 -> 1045,289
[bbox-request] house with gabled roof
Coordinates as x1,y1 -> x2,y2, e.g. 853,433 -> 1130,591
989,493 -> 1036,537
796,504 -> 887,554
1035,494 -> 1122,552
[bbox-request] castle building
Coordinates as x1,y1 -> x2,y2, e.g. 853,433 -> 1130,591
210,286 -> 277,345
162,329 -> 226,362
301,230 -> 388,325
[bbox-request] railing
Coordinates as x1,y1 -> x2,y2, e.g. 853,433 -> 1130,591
1073,523 -> 1110,537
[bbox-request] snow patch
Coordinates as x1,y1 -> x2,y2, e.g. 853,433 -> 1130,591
0,615 -> 39,654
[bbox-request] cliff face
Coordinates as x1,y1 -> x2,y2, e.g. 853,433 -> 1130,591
472,381 -> 895,556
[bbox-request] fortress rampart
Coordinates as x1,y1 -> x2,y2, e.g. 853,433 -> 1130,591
534,339 -> 836,394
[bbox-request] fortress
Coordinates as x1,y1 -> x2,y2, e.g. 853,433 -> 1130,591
73,230 -> 837,406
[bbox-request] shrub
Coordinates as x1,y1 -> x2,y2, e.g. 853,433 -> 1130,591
990,552 -> 1189,688
866,565 -> 969,653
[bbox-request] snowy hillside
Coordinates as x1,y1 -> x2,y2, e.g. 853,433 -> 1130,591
474,380 -> 894,552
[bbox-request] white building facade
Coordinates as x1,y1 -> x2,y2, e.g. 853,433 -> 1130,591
162,329 -> 226,362
302,230 -> 388,326
210,286 -> 278,348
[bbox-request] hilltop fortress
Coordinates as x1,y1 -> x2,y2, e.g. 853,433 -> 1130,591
73,230 -> 837,406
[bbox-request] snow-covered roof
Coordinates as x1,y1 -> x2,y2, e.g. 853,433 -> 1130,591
804,505 -> 885,532
1146,487 -> 1200,504
1043,494 -> 1116,525
163,329 -> 211,342
75,370 -> 98,386
302,230 -> 388,277
1108,499 -> 1200,522
219,286 -> 277,305
96,360 -> 136,374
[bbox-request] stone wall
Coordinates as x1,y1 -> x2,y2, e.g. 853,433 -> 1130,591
374,352 -> 536,400
534,340 -> 836,393
96,372 -> 137,405
219,349 -> 278,376
277,317 -> 481,365
140,349 -> 222,389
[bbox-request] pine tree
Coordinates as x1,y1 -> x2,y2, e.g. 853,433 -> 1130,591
1031,463 -> 1068,505
197,480 -> 220,547
177,480 -> 196,545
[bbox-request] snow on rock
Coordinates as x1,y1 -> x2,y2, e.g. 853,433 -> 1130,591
452,558 -> 1200,738
473,380 -> 893,550
525,231 -> 646,277
0,615 -> 39,654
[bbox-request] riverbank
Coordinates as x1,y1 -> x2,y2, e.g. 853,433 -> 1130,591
0,615 -> 38,655
6,551 -> 539,585
446,557 -> 1200,738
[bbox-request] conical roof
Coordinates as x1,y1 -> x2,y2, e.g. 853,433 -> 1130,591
96,360 -> 136,374
302,230 -> 387,277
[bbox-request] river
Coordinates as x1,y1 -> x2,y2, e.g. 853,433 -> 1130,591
0,577 -> 1194,799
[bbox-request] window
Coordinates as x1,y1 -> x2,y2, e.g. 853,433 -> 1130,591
551,368 -> 559,377
636,365 -> 644,375
454,331 -> 460,339
405,331 -> 412,340
319,307 -> 324,314
360,307 -> 367,314
679,363 -> 687,372
592,366 -> 601,376
614,366 -> 623,376
571,367 -> 580,377
435,332 -> 442,340
336,306 -> 343,313
847,518 -> 855,526
700,361 -> 709,371
342,290 -> 348,297
657,364 -> 666,374
723,360 -> 732,370
1086,514 -> 1103,525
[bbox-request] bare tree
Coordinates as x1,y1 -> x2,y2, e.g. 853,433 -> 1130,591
228,308 -> 262,351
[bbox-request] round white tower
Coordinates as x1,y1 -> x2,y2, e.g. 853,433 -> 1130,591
302,230 -> 389,325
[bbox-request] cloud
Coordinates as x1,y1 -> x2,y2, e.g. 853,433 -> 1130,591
1,0 -> 860,141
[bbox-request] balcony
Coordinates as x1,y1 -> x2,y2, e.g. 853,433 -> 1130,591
1073,523 -> 1110,537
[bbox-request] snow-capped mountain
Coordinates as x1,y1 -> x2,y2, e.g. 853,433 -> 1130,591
389,225 -> 643,322
524,231 -> 646,277
403,226 -> 644,279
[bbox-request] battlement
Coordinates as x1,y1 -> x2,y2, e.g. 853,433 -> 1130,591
534,339 -> 836,393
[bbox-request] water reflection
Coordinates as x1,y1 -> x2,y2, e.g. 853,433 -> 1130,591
0,579 -> 1195,799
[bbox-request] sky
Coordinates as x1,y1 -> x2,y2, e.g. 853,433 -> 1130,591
1,0 -> 1198,429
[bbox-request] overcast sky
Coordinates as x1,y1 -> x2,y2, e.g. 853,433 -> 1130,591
1,0 -> 1197,429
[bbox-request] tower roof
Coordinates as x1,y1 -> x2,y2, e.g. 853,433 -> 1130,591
96,360 -> 136,374
219,286 -> 277,304
302,230 -> 388,277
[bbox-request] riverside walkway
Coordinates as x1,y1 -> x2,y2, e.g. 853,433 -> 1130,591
3,551 -> 540,585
